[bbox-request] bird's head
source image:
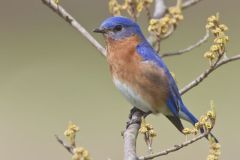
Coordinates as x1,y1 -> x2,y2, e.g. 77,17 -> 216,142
93,16 -> 145,41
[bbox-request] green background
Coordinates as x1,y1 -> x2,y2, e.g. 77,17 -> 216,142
0,0 -> 239,159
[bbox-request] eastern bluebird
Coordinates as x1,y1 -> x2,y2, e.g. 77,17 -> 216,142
94,16 -> 218,142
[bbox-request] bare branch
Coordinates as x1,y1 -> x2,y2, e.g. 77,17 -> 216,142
182,0 -> 205,9
161,30 -> 209,58
138,131 -> 209,160
180,54 -> 240,95
124,110 -> 145,160
55,135 -> 74,154
41,0 -> 106,56
152,0 -> 167,19
152,0 -> 205,19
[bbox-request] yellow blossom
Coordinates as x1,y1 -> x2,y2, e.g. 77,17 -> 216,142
148,3 -> 183,38
137,2 -> 144,13
210,44 -> 221,52
139,126 -> 148,133
207,142 -> 221,160
194,122 -> 201,129
207,14 -> 218,23
174,14 -> 184,21
206,22 -> 215,29
64,129 -> 75,137
214,36 -> 229,45
149,129 -> 157,137
199,115 -> 208,124
168,7 -> 181,15
204,13 -> 229,64
182,128 -> 191,135
54,0 -> 59,4
204,51 -> 216,60
109,0 -> 122,16
212,143 -> 221,150
219,24 -> 228,31
205,122 -> 212,130
211,27 -> 223,35
73,147 -> 90,160
207,154 -> 215,160
64,121 -> 80,145
191,128 -> 198,135
207,110 -> 215,119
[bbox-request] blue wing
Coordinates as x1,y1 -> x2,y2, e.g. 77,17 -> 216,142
136,41 -> 199,124
136,41 -> 182,117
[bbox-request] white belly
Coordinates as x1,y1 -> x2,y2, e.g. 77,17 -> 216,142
113,78 -> 153,113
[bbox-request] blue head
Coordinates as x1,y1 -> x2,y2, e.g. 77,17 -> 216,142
93,16 -> 145,40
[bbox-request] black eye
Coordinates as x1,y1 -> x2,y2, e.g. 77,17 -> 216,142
113,25 -> 123,32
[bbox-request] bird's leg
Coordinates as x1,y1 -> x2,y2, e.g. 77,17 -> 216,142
126,107 -> 150,129
128,106 -> 139,119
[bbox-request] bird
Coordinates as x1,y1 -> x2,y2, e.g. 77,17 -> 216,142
93,16 -> 218,142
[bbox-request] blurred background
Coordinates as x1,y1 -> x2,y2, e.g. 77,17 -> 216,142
0,0 -> 239,159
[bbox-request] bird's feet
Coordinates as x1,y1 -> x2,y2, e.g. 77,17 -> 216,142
126,107 -> 151,129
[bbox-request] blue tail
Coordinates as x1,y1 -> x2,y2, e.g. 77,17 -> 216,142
179,103 -> 219,143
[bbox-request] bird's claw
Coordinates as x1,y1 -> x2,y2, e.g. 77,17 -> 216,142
126,107 -> 152,129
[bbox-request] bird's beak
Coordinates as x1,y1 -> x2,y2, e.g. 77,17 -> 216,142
93,28 -> 106,34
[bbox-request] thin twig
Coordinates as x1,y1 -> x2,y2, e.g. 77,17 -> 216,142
180,54 -> 240,95
55,135 -> 74,154
148,0 -> 205,46
41,0 -> 106,56
161,30 -> 209,58
144,6 -> 152,22
182,0 -> 205,9
138,131 -> 209,160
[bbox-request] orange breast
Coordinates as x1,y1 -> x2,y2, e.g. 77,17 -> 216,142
106,35 -> 169,113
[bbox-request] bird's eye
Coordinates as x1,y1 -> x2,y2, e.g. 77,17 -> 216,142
113,25 -> 123,32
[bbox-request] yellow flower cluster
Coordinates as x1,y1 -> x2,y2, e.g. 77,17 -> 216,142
54,0 -> 59,4
108,0 -> 153,17
72,147 -> 90,160
64,122 -> 91,160
182,101 -> 216,135
109,0 -> 122,16
204,13 -> 229,64
182,102 -> 221,160
207,142 -> 221,160
139,117 -> 157,137
148,6 -> 183,38
64,121 -> 80,146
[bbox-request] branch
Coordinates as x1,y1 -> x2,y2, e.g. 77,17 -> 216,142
124,110 -> 145,160
161,30 -> 209,58
138,131 -> 209,160
55,135 -> 74,154
152,0 -> 167,19
41,0 -> 106,56
152,0 -> 205,19
180,54 -> 240,95
182,0 -> 205,9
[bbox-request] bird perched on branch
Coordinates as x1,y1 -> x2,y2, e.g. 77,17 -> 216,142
94,16 -> 218,142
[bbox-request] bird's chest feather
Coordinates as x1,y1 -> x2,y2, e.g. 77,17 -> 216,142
106,36 -> 169,113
